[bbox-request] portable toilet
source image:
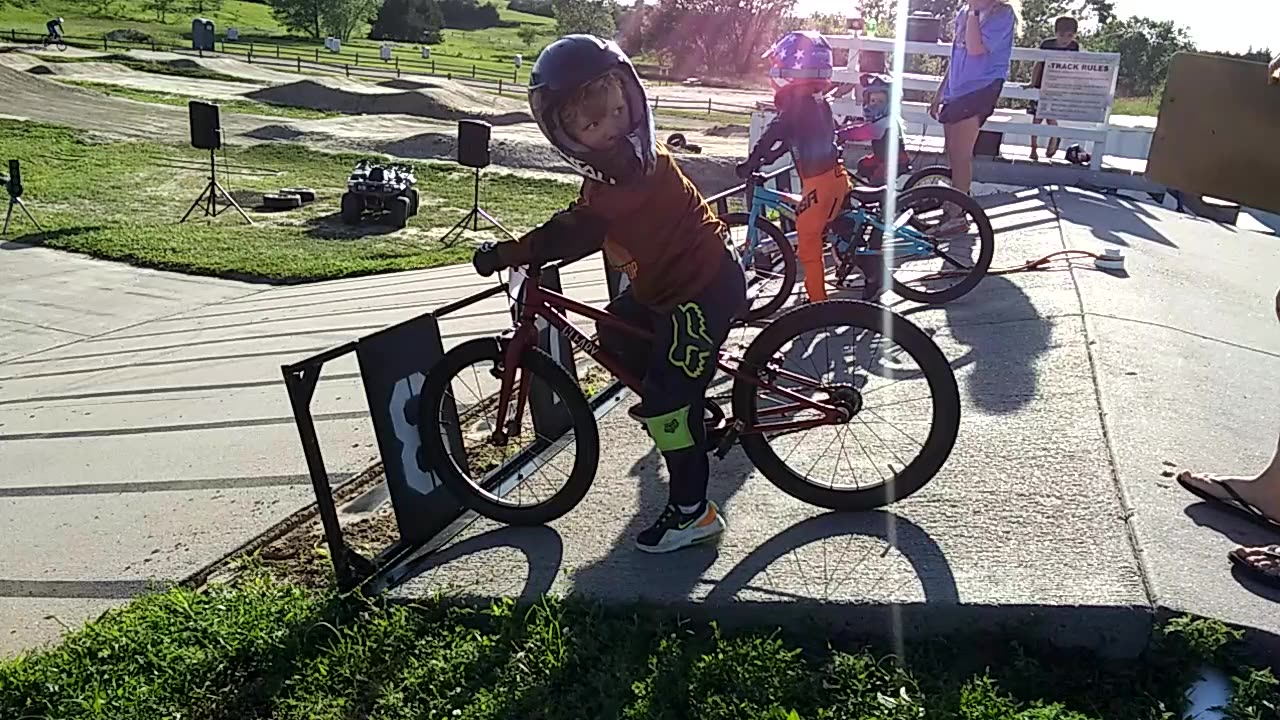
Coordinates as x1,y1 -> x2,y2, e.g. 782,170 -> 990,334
192,18 -> 215,51
330,37 -> 341,53
226,27 -> 239,41
421,46 -> 431,59
513,53 -> 522,69
380,43 -> 392,61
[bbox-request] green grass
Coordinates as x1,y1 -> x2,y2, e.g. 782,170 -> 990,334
1,573 -> 1277,719
0,0 -> 282,45
0,0 -> 559,82
0,119 -> 577,282
60,79 -> 345,119
1111,95 -> 1161,117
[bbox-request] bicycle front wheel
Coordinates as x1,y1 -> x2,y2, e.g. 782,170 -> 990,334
418,337 -> 600,526
886,185 -> 994,304
732,300 -> 959,510
720,212 -> 797,321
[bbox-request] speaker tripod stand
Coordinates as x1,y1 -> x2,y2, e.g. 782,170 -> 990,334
439,166 -> 516,247
180,148 -> 252,225
2,193 -> 42,236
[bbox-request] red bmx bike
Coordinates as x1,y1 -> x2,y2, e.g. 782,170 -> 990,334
418,259 -> 960,526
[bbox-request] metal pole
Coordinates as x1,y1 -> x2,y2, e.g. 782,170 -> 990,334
282,367 -> 355,590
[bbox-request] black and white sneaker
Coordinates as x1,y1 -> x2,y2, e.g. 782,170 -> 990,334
635,501 -> 726,553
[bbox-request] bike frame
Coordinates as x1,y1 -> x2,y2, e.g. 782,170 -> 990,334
741,173 -> 936,263
490,264 -> 845,440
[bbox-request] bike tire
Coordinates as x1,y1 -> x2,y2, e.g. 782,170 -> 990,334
903,165 -> 952,190
418,337 -> 600,526
889,185 -> 994,305
731,299 -> 960,510
719,212 -> 798,322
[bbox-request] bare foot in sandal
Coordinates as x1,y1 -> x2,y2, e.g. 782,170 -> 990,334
1177,430 -> 1280,521
1229,545 -> 1280,589
1178,471 -> 1280,526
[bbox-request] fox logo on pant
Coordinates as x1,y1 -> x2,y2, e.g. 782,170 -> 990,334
669,302 -> 715,378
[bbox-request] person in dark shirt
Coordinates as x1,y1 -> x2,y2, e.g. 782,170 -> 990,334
737,30 -> 847,303
1029,16 -> 1080,160
473,35 -> 745,554
45,17 -> 64,42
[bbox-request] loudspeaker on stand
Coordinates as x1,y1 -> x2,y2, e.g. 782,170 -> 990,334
457,119 -> 491,169
189,101 -> 223,151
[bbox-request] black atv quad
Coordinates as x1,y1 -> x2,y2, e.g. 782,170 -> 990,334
341,160 -> 420,229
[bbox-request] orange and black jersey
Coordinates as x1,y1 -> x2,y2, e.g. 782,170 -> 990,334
496,145 -> 730,311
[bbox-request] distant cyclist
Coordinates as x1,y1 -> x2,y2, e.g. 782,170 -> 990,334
45,17 -> 64,43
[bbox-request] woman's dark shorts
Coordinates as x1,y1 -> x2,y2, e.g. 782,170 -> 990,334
938,80 -> 1004,125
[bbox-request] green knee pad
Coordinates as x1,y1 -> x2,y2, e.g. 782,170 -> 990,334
644,406 -> 695,452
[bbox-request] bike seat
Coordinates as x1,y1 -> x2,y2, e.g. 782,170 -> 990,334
850,185 -> 890,207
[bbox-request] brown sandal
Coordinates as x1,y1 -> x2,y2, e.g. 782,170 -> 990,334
1228,545 -> 1280,590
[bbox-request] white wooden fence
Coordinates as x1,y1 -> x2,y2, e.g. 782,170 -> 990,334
814,35 -> 1123,171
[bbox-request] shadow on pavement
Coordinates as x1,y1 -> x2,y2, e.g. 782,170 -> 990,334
1068,193 -> 1179,249
941,275 -> 1050,414
1230,564 -> 1280,603
388,524 -> 565,604
570,444 -> 756,603
1183,502 -> 1280,548
704,510 -> 957,605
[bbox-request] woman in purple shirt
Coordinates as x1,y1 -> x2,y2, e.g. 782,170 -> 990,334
928,0 -> 1016,228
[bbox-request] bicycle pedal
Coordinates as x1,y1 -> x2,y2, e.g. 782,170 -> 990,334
714,420 -> 744,458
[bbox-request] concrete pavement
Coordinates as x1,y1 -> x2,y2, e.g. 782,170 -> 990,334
0,240 -> 611,655
393,189 -> 1157,654
4,188 -> 1279,659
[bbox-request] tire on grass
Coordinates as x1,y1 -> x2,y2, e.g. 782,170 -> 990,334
262,193 -> 303,210
340,192 -> 362,225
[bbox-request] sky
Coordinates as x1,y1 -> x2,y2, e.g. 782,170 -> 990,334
792,0 -> 1278,53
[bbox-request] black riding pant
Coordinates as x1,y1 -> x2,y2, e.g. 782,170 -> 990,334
597,250 -> 746,507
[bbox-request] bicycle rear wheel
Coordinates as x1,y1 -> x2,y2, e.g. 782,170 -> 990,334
720,212 -> 797,321
902,165 -> 952,191
732,299 -> 959,510
886,185 -> 994,304
418,337 -> 599,526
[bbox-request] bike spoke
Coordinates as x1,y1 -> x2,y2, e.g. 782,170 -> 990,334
748,316 -> 939,494
442,357 -> 581,511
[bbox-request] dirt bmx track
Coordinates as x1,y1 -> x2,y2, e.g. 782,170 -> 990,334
0,61 -> 743,190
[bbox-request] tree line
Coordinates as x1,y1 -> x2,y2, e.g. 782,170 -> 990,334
579,0 -> 1269,99
268,0 -> 509,42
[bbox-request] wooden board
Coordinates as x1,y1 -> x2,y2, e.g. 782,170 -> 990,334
1147,52 -> 1280,214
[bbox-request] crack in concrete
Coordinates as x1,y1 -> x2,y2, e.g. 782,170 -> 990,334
1052,187 -> 1158,612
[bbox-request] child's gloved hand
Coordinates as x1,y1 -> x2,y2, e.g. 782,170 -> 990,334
472,241 -> 505,277
734,161 -> 754,180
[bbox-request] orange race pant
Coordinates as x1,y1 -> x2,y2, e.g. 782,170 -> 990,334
795,165 -> 852,303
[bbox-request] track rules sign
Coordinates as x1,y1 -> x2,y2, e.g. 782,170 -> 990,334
1038,58 -> 1116,123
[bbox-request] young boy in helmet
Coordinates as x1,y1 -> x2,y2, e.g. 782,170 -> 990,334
472,34 -> 747,554
837,73 -> 910,186
736,30 -> 848,304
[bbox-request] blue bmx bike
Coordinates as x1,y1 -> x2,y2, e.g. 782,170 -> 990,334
722,168 -> 995,321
